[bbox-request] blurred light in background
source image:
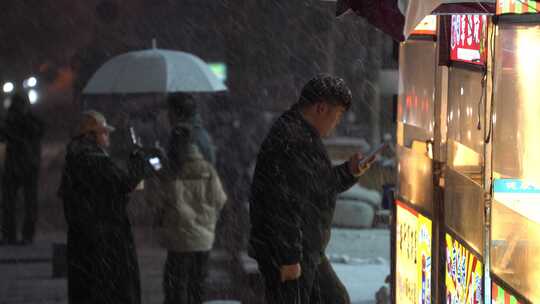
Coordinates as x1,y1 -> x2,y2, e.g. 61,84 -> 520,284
28,89 -> 39,104
24,76 -> 38,88
3,82 -> 14,93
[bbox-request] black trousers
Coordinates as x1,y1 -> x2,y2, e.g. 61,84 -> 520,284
163,251 -> 209,304
259,255 -> 350,304
1,170 -> 39,242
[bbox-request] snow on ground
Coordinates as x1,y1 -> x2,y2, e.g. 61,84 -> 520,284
327,228 -> 390,304
327,228 -> 390,260
333,261 -> 389,304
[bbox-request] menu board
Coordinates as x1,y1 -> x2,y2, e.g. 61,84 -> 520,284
492,281 -> 527,304
445,233 -> 483,304
396,200 -> 432,304
497,0 -> 539,15
450,15 -> 488,66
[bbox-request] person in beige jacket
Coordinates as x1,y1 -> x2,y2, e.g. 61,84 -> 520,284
151,143 -> 227,304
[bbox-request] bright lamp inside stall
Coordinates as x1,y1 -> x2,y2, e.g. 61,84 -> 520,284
517,28 -> 540,186
28,89 -> 38,104
3,82 -> 14,93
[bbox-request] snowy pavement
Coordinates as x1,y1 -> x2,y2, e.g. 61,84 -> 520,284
0,227 -> 390,304
327,228 -> 390,304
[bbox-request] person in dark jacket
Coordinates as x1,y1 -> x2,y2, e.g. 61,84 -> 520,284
58,110 -> 145,304
1,92 -> 44,245
249,75 -> 374,304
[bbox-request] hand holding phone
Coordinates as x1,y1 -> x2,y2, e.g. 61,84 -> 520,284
148,156 -> 162,171
358,143 -> 387,167
349,143 -> 387,176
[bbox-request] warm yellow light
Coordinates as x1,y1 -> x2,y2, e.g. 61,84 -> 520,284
413,15 -> 437,34
451,140 -> 481,167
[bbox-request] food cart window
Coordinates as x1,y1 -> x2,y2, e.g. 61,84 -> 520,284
397,40 -> 436,143
446,68 -> 485,180
444,168 -> 484,254
396,39 -> 436,213
491,23 -> 540,303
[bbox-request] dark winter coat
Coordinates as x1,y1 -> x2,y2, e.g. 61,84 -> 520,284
249,109 -> 357,266
2,109 -> 44,179
58,135 -> 142,304
168,113 -> 216,167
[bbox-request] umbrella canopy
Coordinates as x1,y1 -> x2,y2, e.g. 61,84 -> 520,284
83,48 -> 227,94
337,0 -> 495,41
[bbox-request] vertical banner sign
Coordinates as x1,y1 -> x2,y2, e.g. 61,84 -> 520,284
396,201 -> 432,304
450,15 -> 488,65
497,0 -> 539,15
491,282 -> 524,304
445,234 -> 484,304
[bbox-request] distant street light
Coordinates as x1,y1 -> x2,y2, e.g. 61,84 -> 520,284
28,89 -> 38,104
3,82 -> 14,93
26,76 -> 38,88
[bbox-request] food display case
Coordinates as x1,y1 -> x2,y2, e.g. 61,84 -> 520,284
394,21 -> 437,304
490,14 -> 540,302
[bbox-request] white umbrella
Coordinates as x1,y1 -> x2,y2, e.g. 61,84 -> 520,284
83,48 -> 227,94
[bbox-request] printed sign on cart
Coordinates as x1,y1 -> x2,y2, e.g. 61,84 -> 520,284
450,15 -> 488,65
445,234 -> 483,304
493,179 -> 540,224
492,281 -> 525,304
497,0 -> 539,15
396,200 -> 432,304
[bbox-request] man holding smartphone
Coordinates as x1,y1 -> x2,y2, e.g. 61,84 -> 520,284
249,74 -> 375,303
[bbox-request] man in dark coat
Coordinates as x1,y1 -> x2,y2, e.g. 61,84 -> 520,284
58,110 -> 145,304
1,92 -> 44,244
249,75 -> 374,304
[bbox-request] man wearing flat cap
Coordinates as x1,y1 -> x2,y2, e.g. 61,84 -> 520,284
58,110 -> 145,304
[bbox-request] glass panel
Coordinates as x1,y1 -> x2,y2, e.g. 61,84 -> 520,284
446,68 -> 485,179
492,24 -> 540,183
444,168 -> 484,254
491,23 -> 540,302
491,200 -> 540,302
397,145 -> 433,214
398,40 -> 436,139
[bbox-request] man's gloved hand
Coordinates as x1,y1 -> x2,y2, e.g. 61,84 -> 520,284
128,147 -> 149,180
280,263 -> 302,282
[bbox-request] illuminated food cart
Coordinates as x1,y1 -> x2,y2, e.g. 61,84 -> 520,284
394,16 -> 438,304
395,9 -> 493,304
489,1 -> 540,302
394,13 -> 492,304
394,2 -> 540,302
442,13 -> 490,304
